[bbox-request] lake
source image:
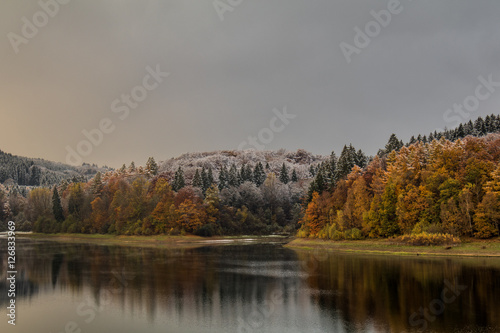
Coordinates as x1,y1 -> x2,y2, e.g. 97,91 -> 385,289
1,238 -> 499,332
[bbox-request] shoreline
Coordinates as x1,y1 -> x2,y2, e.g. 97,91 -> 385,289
14,233 -> 291,249
9,233 -> 500,257
285,238 -> 500,258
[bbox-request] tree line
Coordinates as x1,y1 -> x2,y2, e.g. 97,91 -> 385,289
299,133 -> 500,239
1,114 -> 500,238
0,157 -> 308,236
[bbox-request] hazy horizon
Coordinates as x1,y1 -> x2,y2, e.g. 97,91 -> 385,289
2,0 -> 500,168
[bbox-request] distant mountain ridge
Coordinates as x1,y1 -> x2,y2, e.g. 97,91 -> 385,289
0,149 -> 111,187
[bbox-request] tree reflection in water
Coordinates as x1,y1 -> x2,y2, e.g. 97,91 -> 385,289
0,239 -> 499,333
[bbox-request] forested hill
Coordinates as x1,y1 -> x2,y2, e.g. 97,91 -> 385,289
158,149 -> 327,184
0,149 -> 111,187
1,114 -> 499,236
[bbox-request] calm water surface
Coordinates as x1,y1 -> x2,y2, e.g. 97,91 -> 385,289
1,238 -> 499,333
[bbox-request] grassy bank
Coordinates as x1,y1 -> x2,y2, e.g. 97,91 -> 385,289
15,234 -> 500,256
18,233 -> 290,249
285,238 -> 500,257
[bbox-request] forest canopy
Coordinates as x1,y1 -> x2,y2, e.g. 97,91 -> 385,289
1,114 -> 500,239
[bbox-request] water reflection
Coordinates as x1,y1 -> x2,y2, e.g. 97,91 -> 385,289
0,239 -> 499,333
296,251 -> 500,333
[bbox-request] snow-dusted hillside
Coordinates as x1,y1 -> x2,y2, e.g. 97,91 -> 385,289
0,148 -> 112,187
159,148 -> 326,182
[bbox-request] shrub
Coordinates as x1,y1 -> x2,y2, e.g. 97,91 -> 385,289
345,228 -> 363,240
107,224 -> 116,234
412,221 -> 443,235
33,216 -> 60,233
394,232 -> 460,246
332,230 -> 344,241
318,227 -> 328,239
296,228 -> 309,238
61,214 -> 77,233
195,223 -> 218,237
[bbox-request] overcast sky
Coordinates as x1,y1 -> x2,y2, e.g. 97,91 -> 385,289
1,0 -> 499,167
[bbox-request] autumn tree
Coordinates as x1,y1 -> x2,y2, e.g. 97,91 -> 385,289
343,167 -> 370,230
474,193 -> 500,238
396,184 -> 429,234
204,184 -> 220,226
176,199 -> 206,233
67,183 -> 90,222
90,196 -> 110,233
109,179 -> 132,233
27,188 -> 53,221
380,183 -> 399,237
150,177 -> 176,233
474,166 -> 500,238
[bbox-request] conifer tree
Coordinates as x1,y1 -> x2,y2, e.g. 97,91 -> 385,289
355,149 -> 367,168
172,167 -> 185,191
279,163 -> 289,184
326,151 -> 338,186
192,169 -> 202,188
207,167 -> 215,188
91,172 -> 103,198
291,169 -> 298,182
240,164 -> 249,182
201,167 -> 208,192
307,170 -> 326,201
337,145 -> 356,180
228,165 -> 240,187
385,134 -> 403,153
128,161 -> 136,173
253,162 -> 266,186
309,165 -> 316,177
52,186 -> 64,222
245,164 -> 253,182
29,166 -> 41,186
218,166 -> 228,190
145,157 -> 158,177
